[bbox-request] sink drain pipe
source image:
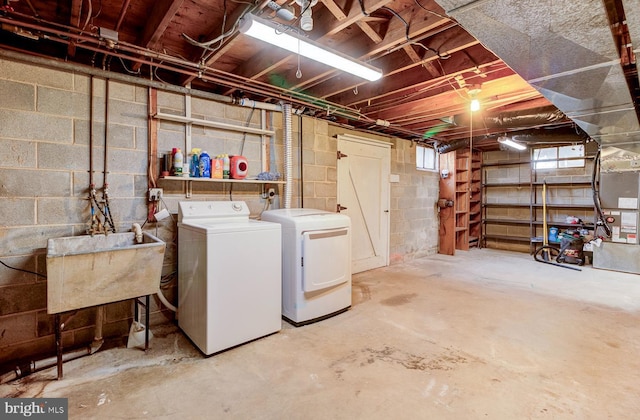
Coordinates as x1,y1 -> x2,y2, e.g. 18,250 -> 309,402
0,307 -> 106,384
0,346 -> 93,385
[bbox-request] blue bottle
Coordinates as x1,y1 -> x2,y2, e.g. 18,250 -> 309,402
199,150 -> 211,178
549,226 -> 559,243
190,148 -> 200,178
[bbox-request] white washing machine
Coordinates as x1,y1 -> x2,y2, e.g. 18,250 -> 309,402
178,201 -> 281,355
261,208 -> 351,326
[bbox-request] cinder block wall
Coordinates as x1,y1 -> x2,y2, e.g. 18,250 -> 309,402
0,56 -> 440,371
155,90 -> 280,214
389,139 -> 440,262
0,59 -> 154,368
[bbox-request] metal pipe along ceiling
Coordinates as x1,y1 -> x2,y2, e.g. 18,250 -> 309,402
435,0 -> 640,153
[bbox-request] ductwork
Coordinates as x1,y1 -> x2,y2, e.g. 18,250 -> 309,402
435,0 -> 640,153
450,106 -> 566,129
436,126 -> 588,154
624,0 -> 640,106
436,138 -> 469,154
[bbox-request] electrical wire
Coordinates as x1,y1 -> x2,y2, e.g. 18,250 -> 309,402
182,1 -> 254,51
200,0 -> 229,60
0,260 -> 46,278
591,147 -> 611,237
117,56 -> 140,75
357,0 -> 368,17
413,0 -> 451,20
383,6 -> 450,60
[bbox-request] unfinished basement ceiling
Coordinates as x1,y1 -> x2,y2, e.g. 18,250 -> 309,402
0,0 -> 637,150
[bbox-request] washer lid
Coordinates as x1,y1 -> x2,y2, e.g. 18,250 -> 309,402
179,219 -> 280,234
262,208 -> 350,229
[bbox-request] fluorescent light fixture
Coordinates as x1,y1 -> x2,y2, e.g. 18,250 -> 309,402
498,137 -> 527,151
470,98 -> 480,112
238,14 -> 383,82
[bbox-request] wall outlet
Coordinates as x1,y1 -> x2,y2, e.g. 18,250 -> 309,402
149,188 -> 163,201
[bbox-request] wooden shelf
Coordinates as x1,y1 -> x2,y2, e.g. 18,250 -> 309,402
480,149 -> 597,252
483,182 -> 530,187
483,203 -> 593,209
483,218 -> 530,225
160,176 -> 285,184
439,149 -> 481,254
531,181 -> 592,187
482,234 -> 531,242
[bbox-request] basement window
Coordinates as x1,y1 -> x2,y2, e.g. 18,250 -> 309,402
532,145 -> 585,169
416,145 -> 437,171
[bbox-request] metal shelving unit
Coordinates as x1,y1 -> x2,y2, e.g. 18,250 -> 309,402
481,153 -> 596,253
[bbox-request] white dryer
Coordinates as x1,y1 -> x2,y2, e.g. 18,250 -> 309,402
261,208 -> 351,326
178,201 -> 281,355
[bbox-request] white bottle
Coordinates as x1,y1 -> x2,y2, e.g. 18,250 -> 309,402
222,154 -> 230,179
174,148 -> 184,176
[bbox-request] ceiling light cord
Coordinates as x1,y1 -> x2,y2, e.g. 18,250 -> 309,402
296,38 -> 302,78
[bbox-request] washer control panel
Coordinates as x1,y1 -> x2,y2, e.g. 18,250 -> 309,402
178,201 -> 249,222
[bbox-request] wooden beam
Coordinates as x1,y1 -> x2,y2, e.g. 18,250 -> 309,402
69,0 -> 82,28
402,45 -> 422,63
310,28 -> 480,101
115,0 -> 132,32
322,0 -> 382,43
181,2 -> 253,86
132,0 -> 184,71
67,0 -> 83,57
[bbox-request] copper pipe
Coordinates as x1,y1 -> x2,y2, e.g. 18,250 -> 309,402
23,0 -> 39,17
0,23 -> 371,125
115,0 -> 131,32
0,14 -> 368,118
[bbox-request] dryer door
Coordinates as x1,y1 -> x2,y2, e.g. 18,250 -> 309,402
302,228 -> 350,292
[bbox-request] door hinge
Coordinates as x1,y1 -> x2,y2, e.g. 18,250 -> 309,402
337,151 -> 348,159
337,204 -> 348,212
301,257 -> 304,267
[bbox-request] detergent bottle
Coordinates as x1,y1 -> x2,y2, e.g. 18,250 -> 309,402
199,150 -> 211,178
190,148 -> 201,177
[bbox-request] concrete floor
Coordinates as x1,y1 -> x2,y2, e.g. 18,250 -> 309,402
2,248 -> 640,419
